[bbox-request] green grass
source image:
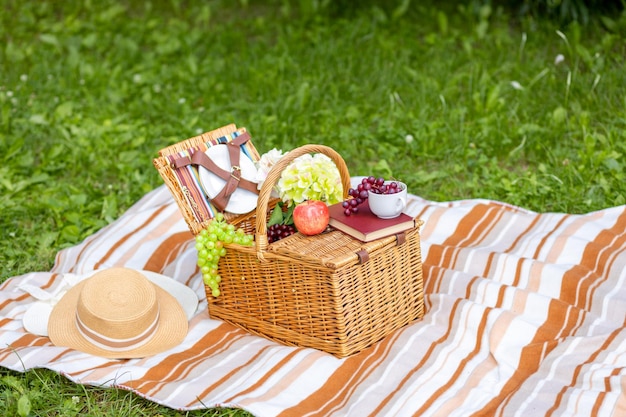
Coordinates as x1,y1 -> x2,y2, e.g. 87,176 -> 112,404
0,367 -> 249,417
1,0 -> 625,415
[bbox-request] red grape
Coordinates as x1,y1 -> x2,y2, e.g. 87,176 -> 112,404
268,223 -> 296,243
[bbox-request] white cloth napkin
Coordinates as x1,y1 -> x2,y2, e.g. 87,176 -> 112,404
18,273 -> 86,336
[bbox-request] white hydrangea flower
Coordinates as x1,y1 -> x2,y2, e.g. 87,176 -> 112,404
277,153 -> 342,205
255,148 -> 286,190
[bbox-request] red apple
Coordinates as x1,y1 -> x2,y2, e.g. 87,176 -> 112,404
293,200 -> 329,236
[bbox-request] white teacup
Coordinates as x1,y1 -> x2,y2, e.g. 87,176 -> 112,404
368,181 -> 407,219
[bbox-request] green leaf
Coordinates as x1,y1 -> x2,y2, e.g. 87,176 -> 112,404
60,224 -> 81,242
17,394 -> 31,417
82,32 -> 98,48
392,0 -> 411,20
55,101 -> 74,119
1,375 -> 24,392
371,159 -> 393,179
101,194 -> 119,222
551,107 -> 568,125
283,204 -> 295,226
437,10 -> 448,35
98,4 -> 126,22
268,202 -> 295,226
38,231 -> 59,250
268,205 -> 284,226
603,157 -> 621,172
39,33 -> 60,48
29,114 -> 48,125
69,193 -> 88,206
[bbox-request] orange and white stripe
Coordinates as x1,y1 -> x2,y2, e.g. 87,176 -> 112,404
1,185 -> 625,416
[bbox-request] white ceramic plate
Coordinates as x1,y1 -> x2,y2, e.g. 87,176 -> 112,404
198,145 -> 259,214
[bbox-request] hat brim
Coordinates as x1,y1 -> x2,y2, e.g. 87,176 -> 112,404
140,270 -> 199,320
23,269 -> 198,337
48,280 -> 188,359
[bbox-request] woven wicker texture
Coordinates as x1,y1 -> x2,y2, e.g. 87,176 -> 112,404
155,132 -> 424,357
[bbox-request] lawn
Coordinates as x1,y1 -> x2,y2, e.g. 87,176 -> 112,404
1,0 -> 625,415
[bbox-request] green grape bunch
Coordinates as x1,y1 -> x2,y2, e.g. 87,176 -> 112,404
194,213 -> 254,297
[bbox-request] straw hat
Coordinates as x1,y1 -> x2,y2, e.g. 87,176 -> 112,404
48,268 -> 188,359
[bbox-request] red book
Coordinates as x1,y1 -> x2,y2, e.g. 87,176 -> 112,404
327,200 -> 416,242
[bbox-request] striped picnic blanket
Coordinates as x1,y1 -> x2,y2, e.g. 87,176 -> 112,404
1,184 -> 625,416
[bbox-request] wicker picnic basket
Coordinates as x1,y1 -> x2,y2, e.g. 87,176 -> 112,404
154,127 -> 424,357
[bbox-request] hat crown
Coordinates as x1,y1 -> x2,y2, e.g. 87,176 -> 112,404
75,269 -> 159,347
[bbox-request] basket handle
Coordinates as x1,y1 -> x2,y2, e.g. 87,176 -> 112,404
255,144 -> 352,261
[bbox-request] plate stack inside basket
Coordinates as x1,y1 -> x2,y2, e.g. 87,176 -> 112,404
153,123 -> 263,235
154,126 -> 424,357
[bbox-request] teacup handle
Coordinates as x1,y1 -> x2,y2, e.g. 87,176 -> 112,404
395,195 -> 407,210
